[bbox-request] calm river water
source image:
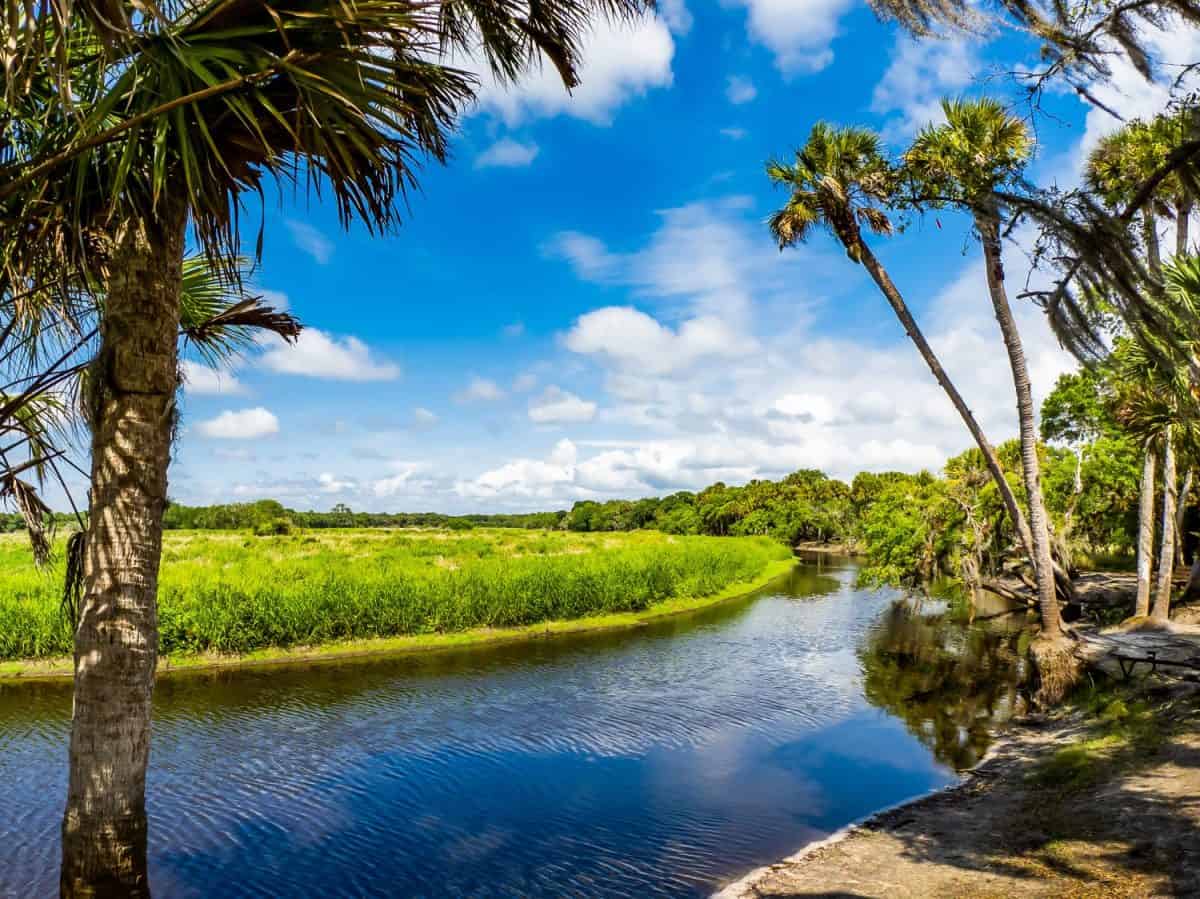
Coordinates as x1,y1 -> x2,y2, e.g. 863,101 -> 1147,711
1,555 -> 1028,898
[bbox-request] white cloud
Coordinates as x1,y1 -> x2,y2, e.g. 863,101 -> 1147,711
260,329 -> 400,381
529,386 -> 598,424
455,376 -> 505,403
725,75 -> 757,104
181,360 -> 244,396
657,0 -> 692,34
197,407 -> 279,440
547,196 -> 814,324
513,372 -> 539,392
727,0 -> 855,74
318,472 -> 357,493
565,306 -> 757,375
467,16 -> 674,125
456,439 -> 580,499
720,127 -> 748,140
285,220 -> 334,265
1063,22 -> 1200,175
372,462 -> 428,498
871,36 -> 977,143
475,138 -> 540,169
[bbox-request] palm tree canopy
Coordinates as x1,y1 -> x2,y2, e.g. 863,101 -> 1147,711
0,0 -> 652,293
1085,112 -> 1192,212
766,122 -> 896,262
1109,252 -> 1200,440
903,97 -> 1031,208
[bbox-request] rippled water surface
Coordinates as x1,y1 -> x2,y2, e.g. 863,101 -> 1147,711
1,556 -> 1028,897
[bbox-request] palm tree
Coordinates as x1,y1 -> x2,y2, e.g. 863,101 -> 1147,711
3,4 -> 653,887
1087,124 -> 1169,613
904,97 -> 1063,640
766,123 -> 1055,615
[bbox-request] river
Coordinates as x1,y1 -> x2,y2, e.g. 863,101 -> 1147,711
1,555 -> 1028,897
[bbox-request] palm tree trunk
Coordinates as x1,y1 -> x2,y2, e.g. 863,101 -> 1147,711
1176,199 -> 1191,257
855,240 -> 1036,561
1152,428 -> 1178,621
1136,444 -> 1158,617
60,204 -> 186,897
976,207 -> 1063,640
1175,467 -> 1192,569
1143,211 -> 1163,281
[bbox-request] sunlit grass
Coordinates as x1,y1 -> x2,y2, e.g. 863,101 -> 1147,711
0,528 -> 791,660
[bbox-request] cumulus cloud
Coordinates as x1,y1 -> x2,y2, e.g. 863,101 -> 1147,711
727,0 -> 855,73
725,75 -> 757,104
529,386 -> 598,424
181,360 -> 244,396
475,138 -> 539,168
467,16 -> 674,125
720,127 -> 748,140
285,220 -> 334,264
197,407 -> 279,440
513,372 -> 538,392
871,36 -> 977,143
657,0 -> 692,34
455,376 -> 505,403
565,306 -> 757,375
318,472 -> 357,493
456,439 -> 580,499
546,196 -> 816,324
260,329 -> 400,381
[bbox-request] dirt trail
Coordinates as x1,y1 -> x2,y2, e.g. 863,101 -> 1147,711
716,691 -> 1200,899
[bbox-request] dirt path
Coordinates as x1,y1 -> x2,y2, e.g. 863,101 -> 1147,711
715,687 -> 1200,898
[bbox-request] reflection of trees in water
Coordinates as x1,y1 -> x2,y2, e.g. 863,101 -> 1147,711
859,600 -> 1030,770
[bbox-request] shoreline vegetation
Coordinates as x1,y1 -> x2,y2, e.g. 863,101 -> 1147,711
0,529 -> 794,682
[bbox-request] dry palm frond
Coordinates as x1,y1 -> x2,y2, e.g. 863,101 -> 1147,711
871,0 -> 1200,91
0,473 -> 53,566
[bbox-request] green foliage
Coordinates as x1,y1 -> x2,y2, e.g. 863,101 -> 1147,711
0,530 -> 790,660
252,517 -> 296,537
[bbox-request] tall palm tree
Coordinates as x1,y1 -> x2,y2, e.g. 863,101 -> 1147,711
2,4 -> 650,890
766,123 -> 1052,612
1087,125 -> 1168,613
904,97 -> 1063,640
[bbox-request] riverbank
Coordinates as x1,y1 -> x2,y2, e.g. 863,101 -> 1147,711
716,679 -> 1200,898
0,556 -> 796,681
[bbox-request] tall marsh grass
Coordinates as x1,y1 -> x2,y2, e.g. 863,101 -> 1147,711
0,529 -> 791,659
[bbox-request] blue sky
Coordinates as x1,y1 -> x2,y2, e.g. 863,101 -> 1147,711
163,1 -> 1200,513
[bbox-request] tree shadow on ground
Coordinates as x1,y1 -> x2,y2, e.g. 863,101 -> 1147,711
755,684 -> 1200,898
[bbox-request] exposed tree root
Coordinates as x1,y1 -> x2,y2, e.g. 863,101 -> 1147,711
1030,635 -> 1084,708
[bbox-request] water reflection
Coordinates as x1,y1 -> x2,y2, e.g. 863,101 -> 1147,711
859,596 -> 1030,770
0,558 -> 1029,898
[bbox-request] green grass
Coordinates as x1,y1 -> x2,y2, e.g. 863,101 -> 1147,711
0,528 -> 792,662
1027,681 -> 1167,793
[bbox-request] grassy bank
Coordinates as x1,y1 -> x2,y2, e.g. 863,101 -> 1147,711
0,528 -> 792,672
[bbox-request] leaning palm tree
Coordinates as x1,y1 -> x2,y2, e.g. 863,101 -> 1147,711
766,123 -> 1059,618
904,97 -> 1064,641
0,2 -> 650,893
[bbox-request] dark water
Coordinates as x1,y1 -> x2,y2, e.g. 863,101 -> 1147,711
1,557 -> 1029,898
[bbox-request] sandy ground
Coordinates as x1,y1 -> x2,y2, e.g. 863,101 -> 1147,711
715,686 -> 1200,899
